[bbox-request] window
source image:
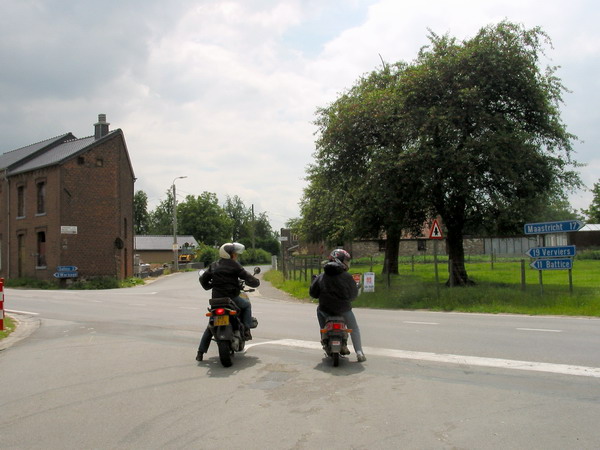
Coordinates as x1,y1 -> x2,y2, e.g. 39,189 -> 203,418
78,156 -> 85,165
417,240 -> 427,251
37,181 -> 46,214
96,158 -> 104,167
37,231 -> 46,267
17,185 -> 25,217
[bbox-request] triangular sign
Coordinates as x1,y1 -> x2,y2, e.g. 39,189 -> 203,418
429,219 -> 443,239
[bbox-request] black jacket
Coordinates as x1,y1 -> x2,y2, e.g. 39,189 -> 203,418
309,261 -> 358,315
199,258 -> 260,299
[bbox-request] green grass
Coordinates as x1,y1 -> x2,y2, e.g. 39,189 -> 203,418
0,316 -> 16,340
269,258 -> 600,317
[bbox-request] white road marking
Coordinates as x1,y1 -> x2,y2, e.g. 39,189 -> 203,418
517,328 -> 562,333
5,309 -> 40,316
404,321 -> 439,325
247,339 -> 600,378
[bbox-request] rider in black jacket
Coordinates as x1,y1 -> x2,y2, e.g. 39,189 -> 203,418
196,242 -> 260,361
310,249 -> 366,362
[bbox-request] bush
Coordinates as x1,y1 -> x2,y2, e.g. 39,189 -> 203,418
4,277 -> 58,289
239,248 -> 272,265
577,249 -> 600,260
196,244 -> 220,266
68,277 -> 120,290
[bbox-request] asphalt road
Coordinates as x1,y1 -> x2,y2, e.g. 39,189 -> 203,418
1,269 -> 599,449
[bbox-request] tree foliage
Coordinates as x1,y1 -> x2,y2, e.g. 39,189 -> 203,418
301,21 -> 581,284
147,189 -> 174,235
133,190 -> 150,234
582,181 -> 600,223
177,192 -> 233,246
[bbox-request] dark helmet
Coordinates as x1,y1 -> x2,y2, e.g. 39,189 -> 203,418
329,248 -> 351,270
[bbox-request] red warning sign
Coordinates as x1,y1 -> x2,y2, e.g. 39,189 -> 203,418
429,219 -> 443,239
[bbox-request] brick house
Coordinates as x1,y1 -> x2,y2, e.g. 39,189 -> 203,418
0,114 -> 135,282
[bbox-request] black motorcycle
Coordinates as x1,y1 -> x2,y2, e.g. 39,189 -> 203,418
204,267 -> 260,367
320,315 -> 352,367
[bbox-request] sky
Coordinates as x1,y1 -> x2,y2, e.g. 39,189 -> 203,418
1,0 -> 599,232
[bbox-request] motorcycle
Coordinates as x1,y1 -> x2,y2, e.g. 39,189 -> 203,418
320,314 -> 352,367
203,267 -> 260,367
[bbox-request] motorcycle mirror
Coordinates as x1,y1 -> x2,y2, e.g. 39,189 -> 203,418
253,267 -> 261,275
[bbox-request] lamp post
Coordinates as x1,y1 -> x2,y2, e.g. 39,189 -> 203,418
172,176 -> 187,271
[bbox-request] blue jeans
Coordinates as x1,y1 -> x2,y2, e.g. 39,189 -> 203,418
198,296 -> 252,353
317,307 -> 363,353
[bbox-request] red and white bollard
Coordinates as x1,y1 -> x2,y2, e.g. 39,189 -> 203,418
0,278 -> 4,331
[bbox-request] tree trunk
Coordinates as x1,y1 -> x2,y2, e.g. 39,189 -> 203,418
383,228 -> 400,275
445,224 -> 474,286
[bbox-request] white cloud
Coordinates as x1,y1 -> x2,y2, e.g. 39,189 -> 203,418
1,0 -> 599,231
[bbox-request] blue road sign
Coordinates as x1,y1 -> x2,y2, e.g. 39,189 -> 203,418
526,245 -> 577,258
530,259 -> 573,270
56,265 -> 78,272
54,271 -> 78,279
524,220 -> 585,235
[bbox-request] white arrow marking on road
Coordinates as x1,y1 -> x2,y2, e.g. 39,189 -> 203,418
5,309 -> 40,315
404,321 -> 439,325
517,328 -> 562,333
246,339 -> 600,378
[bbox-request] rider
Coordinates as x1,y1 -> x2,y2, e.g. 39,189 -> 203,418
196,242 -> 260,361
309,248 -> 366,362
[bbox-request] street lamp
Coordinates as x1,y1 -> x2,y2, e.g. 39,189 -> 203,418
172,176 -> 187,271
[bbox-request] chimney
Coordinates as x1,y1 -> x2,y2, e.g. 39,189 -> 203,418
94,114 -> 110,139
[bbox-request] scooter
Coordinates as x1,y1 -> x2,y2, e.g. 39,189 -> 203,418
320,315 -> 352,367
203,267 -> 260,367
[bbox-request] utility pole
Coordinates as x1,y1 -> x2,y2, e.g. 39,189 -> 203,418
172,176 -> 187,271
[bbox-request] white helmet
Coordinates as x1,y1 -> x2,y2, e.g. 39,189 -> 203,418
219,242 -> 245,259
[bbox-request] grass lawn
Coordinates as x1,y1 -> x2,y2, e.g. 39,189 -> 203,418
0,316 -> 16,340
265,258 -> 600,317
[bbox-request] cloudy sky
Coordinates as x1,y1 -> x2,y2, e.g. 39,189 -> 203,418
1,0 -> 598,231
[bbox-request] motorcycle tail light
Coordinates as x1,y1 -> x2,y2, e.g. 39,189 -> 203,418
215,308 -> 226,316
332,323 -> 343,330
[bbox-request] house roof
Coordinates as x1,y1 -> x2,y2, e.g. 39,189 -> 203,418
0,133 -> 75,170
7,130 -> 122,175
581,224 -> 600,232
135,235 -> 199,251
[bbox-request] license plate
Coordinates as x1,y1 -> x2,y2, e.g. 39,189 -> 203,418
214,315 -> 229,326
331,340 -> 341,346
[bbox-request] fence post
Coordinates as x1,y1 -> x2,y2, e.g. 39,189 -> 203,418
520,259 -> 526,291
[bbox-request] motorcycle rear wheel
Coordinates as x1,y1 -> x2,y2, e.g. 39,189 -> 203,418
217,340 -> 233,367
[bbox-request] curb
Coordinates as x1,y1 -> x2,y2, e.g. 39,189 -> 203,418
0,313 -> 41,352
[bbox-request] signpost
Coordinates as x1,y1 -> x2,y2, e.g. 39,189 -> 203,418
54,265 -> 78,279
429,220 -> 443,297
529,259 -> 573,270
524,220 -> 584,235
525,245 -> 576,259
524,220 -> 583,294
363,272 -> 375,293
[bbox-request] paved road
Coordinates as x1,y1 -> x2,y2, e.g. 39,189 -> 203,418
1,270 -> 599,449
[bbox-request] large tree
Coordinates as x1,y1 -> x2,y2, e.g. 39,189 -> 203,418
302,21 -> 580,284
302,65 -> 428,273
177,192 -> 233,246
400,22 -> 580,284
